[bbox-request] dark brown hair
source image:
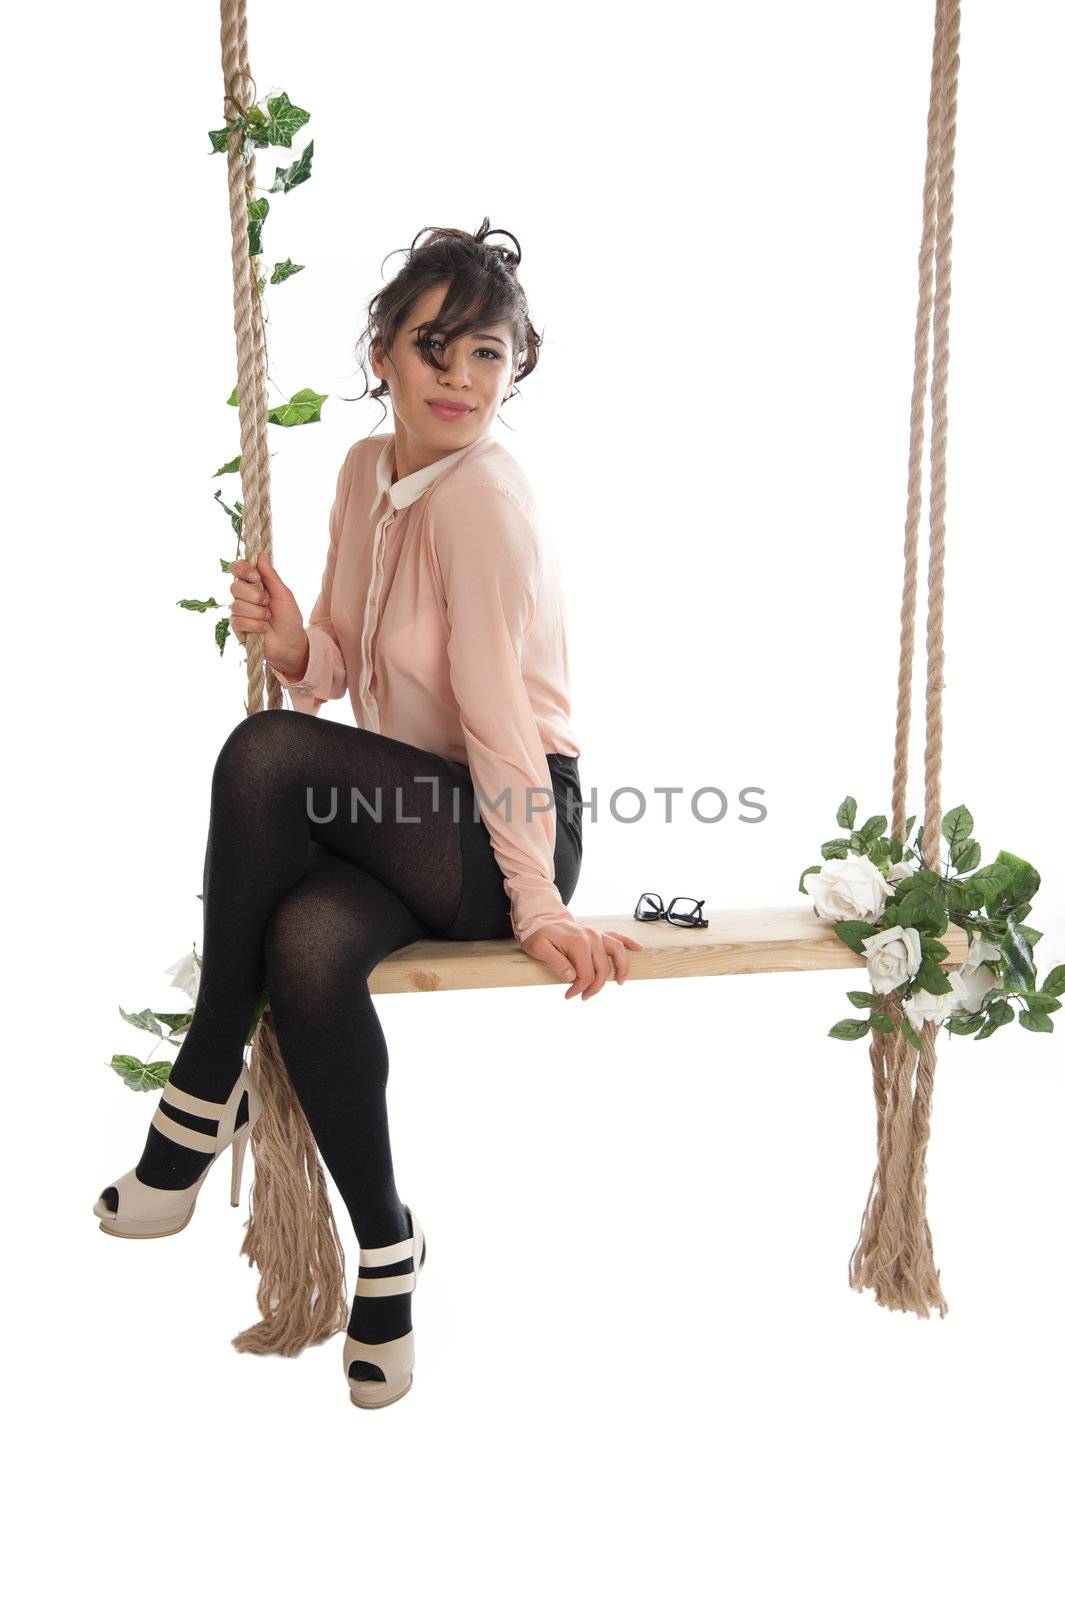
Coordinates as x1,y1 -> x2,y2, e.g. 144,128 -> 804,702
351,217 -> 543,431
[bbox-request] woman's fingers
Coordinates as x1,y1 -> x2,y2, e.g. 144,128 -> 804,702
575,936 -> 615,1000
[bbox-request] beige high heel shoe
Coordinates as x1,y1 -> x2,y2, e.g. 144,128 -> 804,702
93,1066 -> 262,1239
345,1205 -> 427,1409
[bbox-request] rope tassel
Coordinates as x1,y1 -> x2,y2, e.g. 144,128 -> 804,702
849,995 -> 948,1317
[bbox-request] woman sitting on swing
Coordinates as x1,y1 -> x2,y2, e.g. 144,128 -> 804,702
93,218 -> 642,1408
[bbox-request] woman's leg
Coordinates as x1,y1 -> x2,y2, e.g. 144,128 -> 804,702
261,843 -> 429,1362
134,708 -> 472,1188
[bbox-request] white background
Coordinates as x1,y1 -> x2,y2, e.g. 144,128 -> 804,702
7,2 -> 1062,1595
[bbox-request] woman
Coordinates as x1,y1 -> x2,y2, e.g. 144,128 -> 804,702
93,219 -> 642,1408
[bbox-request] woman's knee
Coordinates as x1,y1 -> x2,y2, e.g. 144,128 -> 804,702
212,708 -> 292,795
264,879 -> 376,1008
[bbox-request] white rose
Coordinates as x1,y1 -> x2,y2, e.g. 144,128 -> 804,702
165,950 -> 201,1004
861,925 -> 923,994
903,985 -> 959,1030
949,963 -> 998,1016
960,935 -> 1001,972
886,857 -> 919,884
807,855 -> 892,924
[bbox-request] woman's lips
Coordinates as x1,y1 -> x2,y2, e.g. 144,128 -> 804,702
427,401 -> 473,420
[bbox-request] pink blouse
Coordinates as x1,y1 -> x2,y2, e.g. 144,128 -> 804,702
270,431 -> 582,944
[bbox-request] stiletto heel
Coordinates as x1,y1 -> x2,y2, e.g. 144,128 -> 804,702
345,1205 -> 427,1409
93,1066 -> 262,1239
230,1124 -> 251,1206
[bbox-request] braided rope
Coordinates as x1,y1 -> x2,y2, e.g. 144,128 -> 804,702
218,0 -> 348,1356
851,0 -> 962,1318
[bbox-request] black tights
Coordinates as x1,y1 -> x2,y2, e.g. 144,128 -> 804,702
135,709 -> 583,1259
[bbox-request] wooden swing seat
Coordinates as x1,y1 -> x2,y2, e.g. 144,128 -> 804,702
367,905 -> 971,995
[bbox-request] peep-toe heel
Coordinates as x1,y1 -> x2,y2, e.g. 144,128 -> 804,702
93,1066 -> 262,1239
345,1205 -> 427,1409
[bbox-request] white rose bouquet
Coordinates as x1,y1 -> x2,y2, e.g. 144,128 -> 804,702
799,796 -> 1062,1050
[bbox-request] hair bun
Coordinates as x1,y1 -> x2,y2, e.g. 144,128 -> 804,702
474,215 -> 522,271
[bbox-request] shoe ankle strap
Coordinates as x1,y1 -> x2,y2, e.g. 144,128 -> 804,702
358,1236 -> 414,1268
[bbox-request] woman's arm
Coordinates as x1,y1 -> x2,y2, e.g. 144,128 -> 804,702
429,480 -> 582,946
269,449 -> 353,715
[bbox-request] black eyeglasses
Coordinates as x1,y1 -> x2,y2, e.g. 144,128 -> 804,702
634,892 -> 708,928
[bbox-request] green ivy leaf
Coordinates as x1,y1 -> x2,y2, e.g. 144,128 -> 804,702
177,596 -> 220,612
109,1054 -> 171,1091
215,617 -> 230,656
268,138 -> 314,194
829,1018 -> 871,1041
270,258 -> 306,284
208,121 -> 242,153
247,195 -> 270,256
153,1011 -> 194,1031
263,91 -> 311,147
267,386 -> 328,426
213,454 -> 241,477
118,1005 -> 168,1039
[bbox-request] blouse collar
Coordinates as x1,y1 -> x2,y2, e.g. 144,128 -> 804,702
375,432 -> 484,512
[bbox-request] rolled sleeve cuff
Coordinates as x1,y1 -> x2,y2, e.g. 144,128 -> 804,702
509,883 -> 581,946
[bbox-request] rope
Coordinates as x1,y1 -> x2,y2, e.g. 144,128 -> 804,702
850,0 -> 962,1318
218,0 -> 349,1356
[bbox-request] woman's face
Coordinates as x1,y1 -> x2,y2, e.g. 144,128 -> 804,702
371,282 -> 517,450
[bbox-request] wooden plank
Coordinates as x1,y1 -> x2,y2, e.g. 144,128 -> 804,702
368,905 -> 973,995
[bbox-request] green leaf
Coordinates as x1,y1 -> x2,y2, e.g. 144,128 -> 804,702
821,838 -> 851,861
1041,964 -> 1065,997
798,865 -> 821,894
263,92 -> 311,147
1019,1009 -> 1054,1034
153,1011 -> 194,1031
1000,917 -> 1037,992
869,1011 -> 896,1034
245,986 -> 271,1046
270,258 -> 306,284
831,920 -> 879,956
267,386 -> 328,426
992,849 -> 1041,911
829,1017 -> 871,1041
208,122 -> 242,153
974,1017 -> 1002,1041
1020,992 -> 1061,1015
214,454 -> 241,477
846,992 -> 880,1009
268,138 -> 314,194
899,1016 -> 924,1051
177,596 -> 220,612
108,1054 -> 171,1091
902,887 -> 950,937
836,796 -> 857,830
945,1013 -> 985,1036
921,938 -> 951,963
215,617 -> 230,656
987,999 -> 1015,1027
118,1005 -> 168,1039
942,804 -> 974,852
952,840 -> 981,872
857,815 -> 888,847
227,384 -> 239,407
247,195 -> 270,257
914,957 -> 952,996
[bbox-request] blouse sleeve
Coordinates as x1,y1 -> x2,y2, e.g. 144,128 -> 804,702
269,449 -> 351,715
429,481 -> 581,946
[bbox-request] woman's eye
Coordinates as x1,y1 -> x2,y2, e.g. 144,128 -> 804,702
421,338 -> 500,361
